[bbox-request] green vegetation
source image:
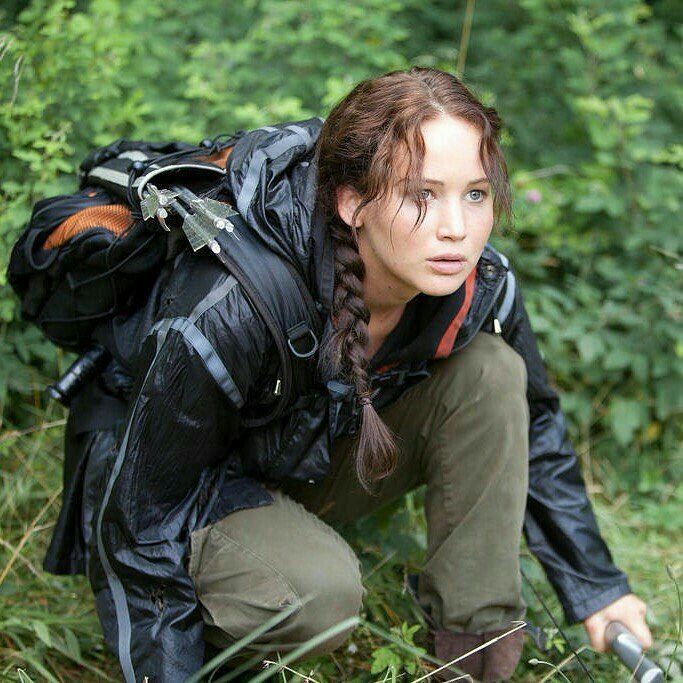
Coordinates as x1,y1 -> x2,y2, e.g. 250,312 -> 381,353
1,0 -> 680,680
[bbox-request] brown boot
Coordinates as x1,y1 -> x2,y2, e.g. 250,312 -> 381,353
427,626 -> 525,682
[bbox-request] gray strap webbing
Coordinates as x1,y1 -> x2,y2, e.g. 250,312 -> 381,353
495,251 -> 516,326
146,275 -> 244,408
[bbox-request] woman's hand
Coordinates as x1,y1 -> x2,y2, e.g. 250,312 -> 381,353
583,593 -> 653,653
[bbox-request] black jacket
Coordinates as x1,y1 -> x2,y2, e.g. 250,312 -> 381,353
43,118 -> 631,682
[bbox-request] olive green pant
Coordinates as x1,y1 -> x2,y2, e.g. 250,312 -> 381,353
188,331 -> 530,662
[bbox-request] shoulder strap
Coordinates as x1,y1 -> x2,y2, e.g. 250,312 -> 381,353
209,213 -> 324,428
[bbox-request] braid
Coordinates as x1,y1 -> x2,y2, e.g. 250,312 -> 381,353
320,219 -> 369,382
317,216 -> 399,495
314,66 -> 513,493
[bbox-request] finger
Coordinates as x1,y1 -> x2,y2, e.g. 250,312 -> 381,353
586,621 -> 608,653
593,635 -> 608,653
629,620 -> 653,650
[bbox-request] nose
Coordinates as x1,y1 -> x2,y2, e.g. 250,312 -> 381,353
437,198 -> 466,240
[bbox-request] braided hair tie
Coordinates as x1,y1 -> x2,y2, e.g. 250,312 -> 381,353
358,393 -> 373,407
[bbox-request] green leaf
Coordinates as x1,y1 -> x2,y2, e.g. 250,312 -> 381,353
577,334 -> 605,363
608,398 -> 645,446
603,348 -> 632,371
370,647 -> 402,675
32,620 -> 52,648
63,627 -> 81,661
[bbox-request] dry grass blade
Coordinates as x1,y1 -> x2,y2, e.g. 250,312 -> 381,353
537,644 -> 589,683
261,659 -> 320,682
0,419 -> 67,444
527,657 -> 572,683
0,487 -> 62,586
0,537 -> 46,581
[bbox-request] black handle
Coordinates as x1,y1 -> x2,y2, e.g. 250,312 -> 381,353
605,621 -> 663,682
46,346 -> 111,406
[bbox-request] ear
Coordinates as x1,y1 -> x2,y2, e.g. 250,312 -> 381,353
336,185 -> 365,229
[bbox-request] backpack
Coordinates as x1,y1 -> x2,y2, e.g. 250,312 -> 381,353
7,132 -> 324,427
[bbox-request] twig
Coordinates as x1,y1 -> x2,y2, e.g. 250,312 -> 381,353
363,549 -> 397,580
456,0 -> 475,78
648,244 -> 681,263
0,34 -> 14,62
10,53 -> 23,108
517,164 -> 573,181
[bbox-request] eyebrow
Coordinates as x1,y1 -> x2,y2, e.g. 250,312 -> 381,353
423,176 -> 490,186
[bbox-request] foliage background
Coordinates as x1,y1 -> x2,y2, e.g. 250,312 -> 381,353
0,0 -> 680,680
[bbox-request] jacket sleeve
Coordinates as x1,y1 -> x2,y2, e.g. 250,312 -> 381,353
498,268 -> 632,624
91,295 -> 274,682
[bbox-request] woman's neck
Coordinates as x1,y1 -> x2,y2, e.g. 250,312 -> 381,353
365,302 -> 407,361
359,245 -> 418,360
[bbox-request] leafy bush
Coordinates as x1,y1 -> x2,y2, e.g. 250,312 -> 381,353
2,0 -> 679,482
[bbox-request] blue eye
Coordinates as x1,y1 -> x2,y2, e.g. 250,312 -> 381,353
418,189 -> 434,201
468,189 -> 488,202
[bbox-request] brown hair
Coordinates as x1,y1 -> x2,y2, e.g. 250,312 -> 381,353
314,66 -> 513,494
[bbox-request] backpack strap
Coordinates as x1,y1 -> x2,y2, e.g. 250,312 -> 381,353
209,213 -> 324,428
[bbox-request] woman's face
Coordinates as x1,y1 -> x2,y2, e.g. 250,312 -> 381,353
337,115 -> 495,310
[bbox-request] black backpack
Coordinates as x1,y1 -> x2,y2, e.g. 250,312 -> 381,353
7,132 -> 323,427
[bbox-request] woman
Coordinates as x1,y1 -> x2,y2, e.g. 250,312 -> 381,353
48,67 -> 651,682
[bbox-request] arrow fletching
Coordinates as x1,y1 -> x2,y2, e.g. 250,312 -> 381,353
180,211 -> 223,252
179,196 -> 241,250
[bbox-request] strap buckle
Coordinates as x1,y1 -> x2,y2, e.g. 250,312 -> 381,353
286,321 -> 319,359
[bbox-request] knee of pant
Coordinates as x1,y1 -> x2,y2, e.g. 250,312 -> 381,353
191,531 -> 364,648
482,344 -> 527,413
431,335 -> 530,476
447,333 -> 528,411
290,558 -> 365,642
471,338 -> 530,456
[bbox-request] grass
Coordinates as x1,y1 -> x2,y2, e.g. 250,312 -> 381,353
0,401 -> 681,681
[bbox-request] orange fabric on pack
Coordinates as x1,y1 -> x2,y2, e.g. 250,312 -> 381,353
43,204 -> 134,250
193,145 -> 234,169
